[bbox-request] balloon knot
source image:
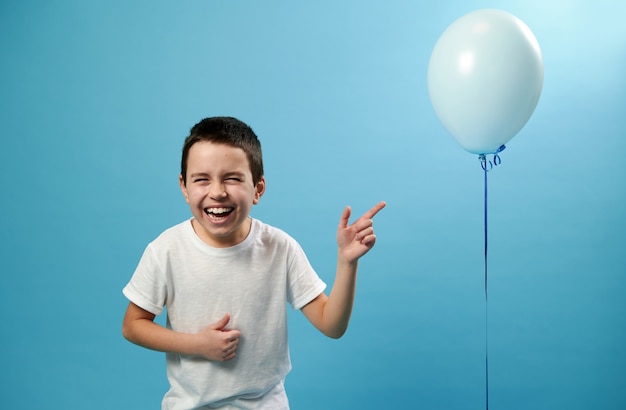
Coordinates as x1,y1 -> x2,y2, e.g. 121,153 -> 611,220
479,145 -> 506,171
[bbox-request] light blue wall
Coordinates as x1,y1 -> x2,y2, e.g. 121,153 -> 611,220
1,1 -> 624,409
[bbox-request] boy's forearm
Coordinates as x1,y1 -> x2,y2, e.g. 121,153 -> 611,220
123,318 -> 199,356
322,259 -> 359,338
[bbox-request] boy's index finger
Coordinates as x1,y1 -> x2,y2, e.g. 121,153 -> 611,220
364,201 -> 386,219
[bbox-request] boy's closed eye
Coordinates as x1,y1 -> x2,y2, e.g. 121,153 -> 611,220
224,173 -> 246,183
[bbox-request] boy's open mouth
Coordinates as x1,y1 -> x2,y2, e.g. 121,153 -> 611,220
204,207 -> 234,219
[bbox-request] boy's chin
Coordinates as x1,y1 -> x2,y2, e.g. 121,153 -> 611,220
192,218 -> 248,247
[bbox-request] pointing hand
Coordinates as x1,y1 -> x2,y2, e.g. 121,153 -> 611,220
336,201 -> 386,263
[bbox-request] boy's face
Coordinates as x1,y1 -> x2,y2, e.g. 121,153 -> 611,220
179,141 -> 265,248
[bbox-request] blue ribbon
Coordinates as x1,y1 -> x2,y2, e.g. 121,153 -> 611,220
484,162 -> 489,410
479,144 -> 505,410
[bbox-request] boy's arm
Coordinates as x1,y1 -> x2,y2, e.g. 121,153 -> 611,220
122,302 -> 240,362
302,201 -> 385,339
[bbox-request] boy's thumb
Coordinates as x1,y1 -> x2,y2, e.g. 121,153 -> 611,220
210,313 -> 231,330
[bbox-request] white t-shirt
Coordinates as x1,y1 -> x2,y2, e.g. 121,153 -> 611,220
123,218 -> 326,409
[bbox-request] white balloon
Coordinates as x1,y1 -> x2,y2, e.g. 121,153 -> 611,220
428,9 -> 544,154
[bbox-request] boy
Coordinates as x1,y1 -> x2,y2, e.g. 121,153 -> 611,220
122,116 -> 385,409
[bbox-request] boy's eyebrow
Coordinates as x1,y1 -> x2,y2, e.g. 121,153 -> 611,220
224,171 -> 246,177
189,172 -> 210,178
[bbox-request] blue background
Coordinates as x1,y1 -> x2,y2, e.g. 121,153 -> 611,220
1,1 -> 625,409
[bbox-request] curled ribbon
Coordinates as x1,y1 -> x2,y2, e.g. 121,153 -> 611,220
479,145 -> 506,171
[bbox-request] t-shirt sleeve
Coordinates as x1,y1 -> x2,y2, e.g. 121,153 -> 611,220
122,245 -> 167,316
285,239 -> 327,310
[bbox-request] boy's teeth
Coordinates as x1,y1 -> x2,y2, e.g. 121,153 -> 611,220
207,207 -> 232,215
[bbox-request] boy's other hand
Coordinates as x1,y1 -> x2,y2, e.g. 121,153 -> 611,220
196,313 -> 241,362
337,201 -> 386,263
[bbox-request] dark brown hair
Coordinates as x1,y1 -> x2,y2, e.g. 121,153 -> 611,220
180,117 -> 264,185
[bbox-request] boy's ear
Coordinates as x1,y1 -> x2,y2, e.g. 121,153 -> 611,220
253,176 -> 266,205
179,174 -> 190,203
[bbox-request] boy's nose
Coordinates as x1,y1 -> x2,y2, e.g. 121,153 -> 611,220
209,183 -> 227,199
